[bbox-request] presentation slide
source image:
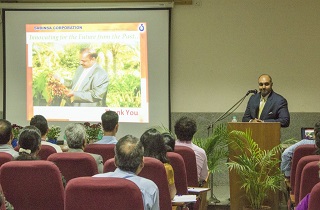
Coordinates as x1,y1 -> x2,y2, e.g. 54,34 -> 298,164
3,7 -> 170,138
26,23 -> 148,123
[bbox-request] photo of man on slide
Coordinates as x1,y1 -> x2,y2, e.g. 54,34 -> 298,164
28,23 -> 148,122
59,48 -> 109,107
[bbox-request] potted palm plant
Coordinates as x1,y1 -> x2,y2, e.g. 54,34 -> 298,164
227,129 -> 284,210
193,123 -> 229,204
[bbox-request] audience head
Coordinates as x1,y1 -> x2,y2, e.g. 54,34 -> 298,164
65,123 -> 86,149
17,126 -> 41,160
101,110 -> 119,133
162,132 -> 176,152
174,116 -> 197,141
140,128 -> 169,164
30,115 -> 48,137
115,135 -> 144,174
0,119 -> 13,144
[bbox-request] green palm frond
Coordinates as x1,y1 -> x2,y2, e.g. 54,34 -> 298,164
226,129 -> 284,209
193,123 -> 229,173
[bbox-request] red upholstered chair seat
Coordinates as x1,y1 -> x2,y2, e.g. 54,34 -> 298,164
308,182 -> 320,210
167,152 -> 188,195
47,152 -> 98,183
65,177 -> 144,210
0,160 -> 64,210
84,144 -> 115,163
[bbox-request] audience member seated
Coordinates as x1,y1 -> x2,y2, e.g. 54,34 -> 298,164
65,123 -> 103,173
93,135 -> 159,210
174,116 -> 209,183
94,110 -> 118,144
140,128 -> 177,200
162,132 -> 176,152
0,119 -> 19,159
30,115 -> 62,153
16,126 -> 67,187
281,121 -> 320,177
16,126 -> 41,160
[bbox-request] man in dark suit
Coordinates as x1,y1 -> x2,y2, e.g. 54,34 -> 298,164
64,48 -> 109,107
242,74 -> 290,127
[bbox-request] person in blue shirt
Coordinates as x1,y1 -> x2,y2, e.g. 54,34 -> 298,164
94,135 -> 159,210
280,121 -> 320,177
95,110 -> 118,144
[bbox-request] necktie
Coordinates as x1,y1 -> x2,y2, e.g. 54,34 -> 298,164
258,98 -> 266,119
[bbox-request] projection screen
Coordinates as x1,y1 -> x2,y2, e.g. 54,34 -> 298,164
2,3 -> 171,138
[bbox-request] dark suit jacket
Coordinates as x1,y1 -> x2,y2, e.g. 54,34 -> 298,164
69,63 -> 109,107
242,91 -> 290,127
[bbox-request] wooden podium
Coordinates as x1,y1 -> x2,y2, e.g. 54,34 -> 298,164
227,122 -> 281,210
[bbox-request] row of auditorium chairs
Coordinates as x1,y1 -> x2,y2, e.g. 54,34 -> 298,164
0,160 -> 144,210
14,143 -> 199,193
0,145 -> 203,210
286,144 -> 320,210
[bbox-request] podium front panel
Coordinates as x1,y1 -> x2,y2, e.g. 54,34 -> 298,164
227,122 -> 281,210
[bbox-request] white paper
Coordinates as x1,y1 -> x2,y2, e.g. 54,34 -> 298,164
172,195 -> 197,203
187,187 -> 210,193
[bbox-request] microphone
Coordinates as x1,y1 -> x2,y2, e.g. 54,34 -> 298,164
246,89 -> 257,95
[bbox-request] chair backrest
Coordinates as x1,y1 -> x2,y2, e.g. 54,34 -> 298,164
298,160 -> 320,202
0,160 -> 64,210
0,153 -> 13,167
167,152 -> 188,195
294,155 -> 319,202
65,177 -> 144,210
308,182 -> 320,210
290,144 -> 317,192
84,144 -> 115,163
104,157 -> 172,210
174,145 -> 199,187
39,145 -> 58,160
103,158 -> 117,172
47,152 -> 98,183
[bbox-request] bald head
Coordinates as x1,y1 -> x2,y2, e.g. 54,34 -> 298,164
258,74 -> 272,83
258,74 -> 273,97
115,135 -> 144,173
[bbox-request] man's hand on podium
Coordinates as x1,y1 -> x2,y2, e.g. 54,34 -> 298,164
250,118 -> 264,123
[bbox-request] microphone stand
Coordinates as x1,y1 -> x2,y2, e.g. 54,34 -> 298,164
206,90 -> 255,204
207,90 -> 254,137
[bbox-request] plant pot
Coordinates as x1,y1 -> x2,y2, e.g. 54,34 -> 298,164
11,138 -> 18,148
243,206 -> 271,210
47,139 -> 57,144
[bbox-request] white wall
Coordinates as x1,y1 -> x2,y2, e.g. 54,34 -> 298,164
1,0 -> 320,115
170,0 -> 320,112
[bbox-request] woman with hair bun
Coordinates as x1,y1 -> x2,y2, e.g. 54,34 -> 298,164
16,126 -> 41,160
